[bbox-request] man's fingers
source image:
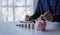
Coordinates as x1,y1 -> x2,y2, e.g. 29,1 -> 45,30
25,15 -> 32,21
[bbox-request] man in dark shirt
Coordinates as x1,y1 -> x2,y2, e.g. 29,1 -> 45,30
25,0 -> 60,22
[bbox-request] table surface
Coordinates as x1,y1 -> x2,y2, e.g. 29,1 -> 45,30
0,22 -> 60,35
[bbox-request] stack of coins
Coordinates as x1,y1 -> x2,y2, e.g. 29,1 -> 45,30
21,24 -> 24,27
16,23 -> 35,29
25,24 -> 27,28
28,24 -> 30,29
32,24 -> 34,29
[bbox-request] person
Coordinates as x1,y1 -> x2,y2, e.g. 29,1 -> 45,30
25,0 -> 60,22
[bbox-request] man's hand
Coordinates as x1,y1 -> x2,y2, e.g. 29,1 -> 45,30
25,15 -> 32,21
40,12 -> 53,21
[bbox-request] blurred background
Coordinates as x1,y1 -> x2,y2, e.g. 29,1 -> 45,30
0,0 -> 38,22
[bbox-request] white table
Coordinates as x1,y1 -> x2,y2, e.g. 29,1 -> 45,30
0,22 -> 60,35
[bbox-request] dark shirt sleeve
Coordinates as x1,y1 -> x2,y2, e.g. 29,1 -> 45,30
51,0 -> 60,16
52,0 -> 60,22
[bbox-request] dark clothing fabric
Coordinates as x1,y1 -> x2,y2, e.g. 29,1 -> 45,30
31,0 -> 60,22
53,14 -> 60,22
